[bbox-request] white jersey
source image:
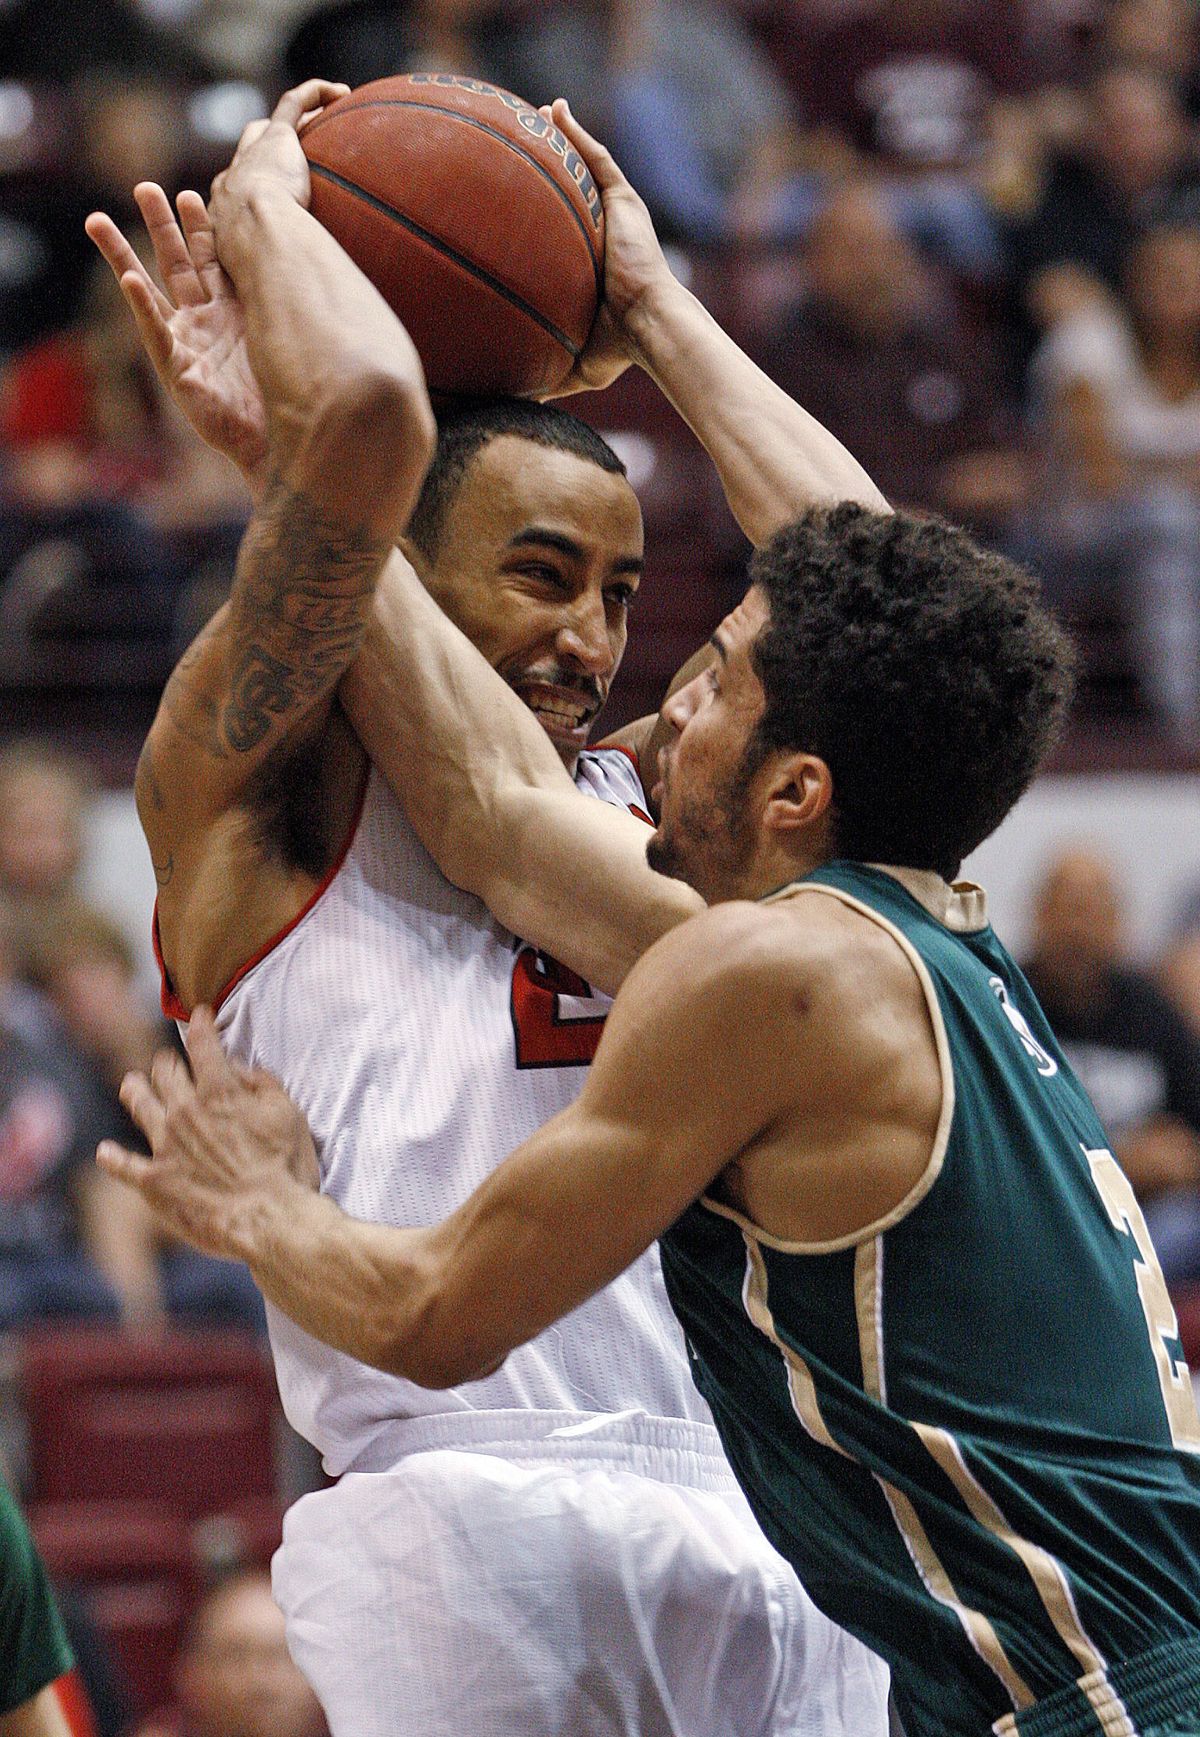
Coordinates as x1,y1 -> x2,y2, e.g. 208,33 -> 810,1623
201,750 -> 714,1474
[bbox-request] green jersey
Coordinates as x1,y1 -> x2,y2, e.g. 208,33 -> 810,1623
0,1477 -> 72,1713
658,862 -> 1200,1737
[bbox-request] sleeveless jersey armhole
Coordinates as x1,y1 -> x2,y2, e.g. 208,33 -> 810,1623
152,763 -> 372,1022
697,880 -> 957,1255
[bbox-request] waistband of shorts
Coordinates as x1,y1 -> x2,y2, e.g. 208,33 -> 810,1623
344,1408 -> 740,1489
994,1636 -> 1200,1737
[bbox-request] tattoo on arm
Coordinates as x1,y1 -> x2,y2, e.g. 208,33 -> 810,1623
164,473 -> 388,763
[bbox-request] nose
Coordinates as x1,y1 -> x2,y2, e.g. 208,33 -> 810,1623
556,594 -> 615,676
662,669 -> 704,733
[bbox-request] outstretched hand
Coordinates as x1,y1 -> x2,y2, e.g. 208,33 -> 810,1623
539,98 -> 677,398
97,1007 -> 321,1262
86,185 -> 270,494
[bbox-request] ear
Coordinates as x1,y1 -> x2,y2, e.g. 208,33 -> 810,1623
762,752 -> 833,838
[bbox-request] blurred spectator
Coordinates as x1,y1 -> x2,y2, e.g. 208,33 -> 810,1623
1160,885 -> 1200,1036
0,892 -> 134,1330
25,903 -> 267,1336
757,182 -> 1027,530
1004,66 -> 1200,311
130,1569 -> 328,1737
1023,847 -> 1200,1284
1027,221 -> 1200,741
759,0 -> 1033,275
0,237 -> 249,662
0,1 -> 211,81
497,0 -> 804,244
0,740 -> 89,908
0,741 -> 93,1045
1091,0 -> 1200,118
0,76 -> 195,356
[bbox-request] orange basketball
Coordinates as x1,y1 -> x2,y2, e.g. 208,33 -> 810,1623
300,74 -> 605,399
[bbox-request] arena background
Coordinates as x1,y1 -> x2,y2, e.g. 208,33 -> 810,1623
1,0 -> 1199,1728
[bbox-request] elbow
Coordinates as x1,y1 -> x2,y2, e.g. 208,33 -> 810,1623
287,366 -> 436,529
370,1290 -> 509,1390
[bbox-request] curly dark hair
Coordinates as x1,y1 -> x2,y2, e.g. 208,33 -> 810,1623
746,504 -> 1076,879
408,397 -> 626,560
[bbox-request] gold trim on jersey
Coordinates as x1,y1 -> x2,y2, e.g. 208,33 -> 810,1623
745,1230 -> 1032,1710
865,865 -> 990,934
742,1239 -> 852,1458
992,1667 -> 1140,1737
913,1423 -> 1110,1684
854,1229 -> 1128,1732
880,1477 -> 1035,1711
699,881 -> 956,1254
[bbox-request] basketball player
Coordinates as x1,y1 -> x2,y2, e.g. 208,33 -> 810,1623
106,501 -> 1200,1737
0,1481 -> 74,1737
87,82 -> 890,1736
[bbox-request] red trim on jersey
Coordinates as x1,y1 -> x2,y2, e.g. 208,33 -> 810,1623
152,767 -> 371,1022
589,743 -> 652,827
54,1670 -> 98,1737
602,741 -> 641,779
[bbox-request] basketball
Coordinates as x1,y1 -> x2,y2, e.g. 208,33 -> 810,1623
300,74 -> 605,399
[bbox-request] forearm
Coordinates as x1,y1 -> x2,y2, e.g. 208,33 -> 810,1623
214,189 -> 434,511
233,1179 -> 486,1386
342,556 -> 701,993
627,277 -> 890,544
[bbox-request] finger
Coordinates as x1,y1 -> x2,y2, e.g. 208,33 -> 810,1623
96,1141 -> 156,1189
150,1045 -> 193,1107
235,117 -> 272,153
134,181 -> 207,307
272,78 -> 350,131
185,1005 -> 235,1090
119,1071 -> 168,1148
176,190 -> 226,298
549,98 -> 626,190
84,211 -> 174,320
118,269 -> 176,375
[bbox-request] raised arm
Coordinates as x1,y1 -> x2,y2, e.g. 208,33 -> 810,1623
107,83 -> 435,1003
548,100 -> 890,545
342,553 -> 702,995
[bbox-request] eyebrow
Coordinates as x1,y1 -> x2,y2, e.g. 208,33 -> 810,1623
709,631 -> 729,662
506,527 -> 644,576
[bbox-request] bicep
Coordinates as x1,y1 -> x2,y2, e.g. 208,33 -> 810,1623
426,916 -> 793,1367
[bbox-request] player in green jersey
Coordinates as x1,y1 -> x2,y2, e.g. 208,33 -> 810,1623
101,499 -> 1200,1736
96,109 -> 1200,1737
0,1479 -> 73,1737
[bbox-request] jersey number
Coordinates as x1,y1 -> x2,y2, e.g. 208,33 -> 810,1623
1086,1146 -> 1200,1452
510,946 -> 607,1069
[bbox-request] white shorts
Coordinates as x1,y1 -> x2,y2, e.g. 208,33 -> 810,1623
272,1410 -> 889,1737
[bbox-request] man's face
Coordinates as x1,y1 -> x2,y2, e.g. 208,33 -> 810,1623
178,1577 -> 326,1737
417,435 -> 644,770
648,587 -> 770,904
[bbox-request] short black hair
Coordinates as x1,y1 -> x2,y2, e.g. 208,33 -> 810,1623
746,504 -> 1076,879
408,397 -> 627,560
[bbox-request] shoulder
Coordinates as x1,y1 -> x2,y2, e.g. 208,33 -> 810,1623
635,890 -> 917,1023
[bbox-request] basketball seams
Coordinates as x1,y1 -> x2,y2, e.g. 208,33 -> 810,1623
303,99 -> 603,288
309,163 -> 580,366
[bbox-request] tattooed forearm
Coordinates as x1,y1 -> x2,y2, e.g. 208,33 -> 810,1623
221,473 -> 387,757
152,852 -> 175,888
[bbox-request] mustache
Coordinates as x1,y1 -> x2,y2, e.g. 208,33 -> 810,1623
502,664 -> 606,713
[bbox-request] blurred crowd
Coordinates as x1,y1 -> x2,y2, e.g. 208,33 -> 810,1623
3,0 -> 1200,744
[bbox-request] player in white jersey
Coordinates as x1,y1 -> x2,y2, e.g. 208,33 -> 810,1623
88,85 -> 890,1735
